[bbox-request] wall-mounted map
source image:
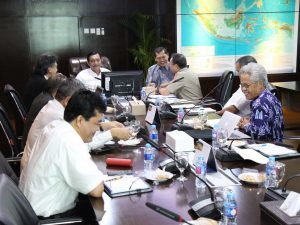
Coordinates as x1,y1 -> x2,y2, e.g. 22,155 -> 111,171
177,0 -> 299,75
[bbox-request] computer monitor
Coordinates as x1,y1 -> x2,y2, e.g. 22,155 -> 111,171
101,70 -> 143,97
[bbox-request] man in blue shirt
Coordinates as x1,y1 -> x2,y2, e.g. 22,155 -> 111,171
146,47 -> 174,87
238,63 -> 284,142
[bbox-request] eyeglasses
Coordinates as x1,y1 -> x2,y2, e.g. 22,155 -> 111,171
240,82 -> 256,89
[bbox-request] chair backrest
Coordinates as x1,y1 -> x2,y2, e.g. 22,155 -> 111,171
215,70 -> 234,106
3,84 -> 27,122
0,152 -> 18,185
69,56 -> 111,77
0,174 -> 39,225
0,103 -> 22,157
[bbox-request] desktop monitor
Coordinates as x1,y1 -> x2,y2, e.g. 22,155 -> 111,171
101,70 -> 143,97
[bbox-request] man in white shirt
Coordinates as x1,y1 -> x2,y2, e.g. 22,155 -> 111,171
76,51 -> 110,92
19,90 -> 107,217
216,56 -> 257,117
22,78 -> 131,170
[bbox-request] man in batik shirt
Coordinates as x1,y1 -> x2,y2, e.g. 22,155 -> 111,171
238,63 -> 284,142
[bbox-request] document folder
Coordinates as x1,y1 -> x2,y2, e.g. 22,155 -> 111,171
104,175 -> 152,198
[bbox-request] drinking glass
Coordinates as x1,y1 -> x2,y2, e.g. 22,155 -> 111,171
175,152 -> 189,182
111,95 -> 119,108
123,105 -> 131,125
129,120 -> 141,138
197,108 -> 208,129
273,161 -> 286,188
217,128 -> 228,148
214,187 -> 231,225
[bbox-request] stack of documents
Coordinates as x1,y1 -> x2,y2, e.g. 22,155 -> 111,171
247,143 -> 297,156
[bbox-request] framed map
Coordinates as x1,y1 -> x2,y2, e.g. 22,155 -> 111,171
177,0 -> 299,76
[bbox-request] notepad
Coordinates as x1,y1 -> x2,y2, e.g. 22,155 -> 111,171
104,175 -> 152,198
247,143 -> 297,156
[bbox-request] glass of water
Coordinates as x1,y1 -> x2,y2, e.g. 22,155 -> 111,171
175,152 -> 189,182
217,128 -> 228,148
273,161 -> 286,188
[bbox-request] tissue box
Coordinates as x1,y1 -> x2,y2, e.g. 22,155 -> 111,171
129,100 -> 146,115
166,130 -> 194,152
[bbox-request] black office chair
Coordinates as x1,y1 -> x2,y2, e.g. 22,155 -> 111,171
0,103 -> 23,157
0,174 -> 83,225
4,84 -> 27,122
201,70 -> 234,110
0,152 -> 19,185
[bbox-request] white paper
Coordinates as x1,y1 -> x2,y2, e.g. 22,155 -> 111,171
280,191 -> 300,217
248,143 -> 297,156
206,119 -> 220,128
232,146 -> 269,164
145,104 -> 157,124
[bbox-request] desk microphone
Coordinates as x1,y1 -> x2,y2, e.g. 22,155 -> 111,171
142,135 -> 221,220
146,202 -> 193,225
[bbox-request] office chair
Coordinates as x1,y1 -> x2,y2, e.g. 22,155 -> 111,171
0,174 -> 83,225
201,70 -> 234,110
0,103 -> 23,157
4,84 -> 27,122
0,151 -> 19,185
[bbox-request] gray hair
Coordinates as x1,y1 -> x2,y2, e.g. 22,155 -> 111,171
55,78 -> 86,101
239,63 -> 271,89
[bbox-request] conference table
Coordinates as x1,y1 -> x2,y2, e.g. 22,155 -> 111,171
90,115 -> 300,225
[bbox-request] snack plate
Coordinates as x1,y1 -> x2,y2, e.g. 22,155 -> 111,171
118,138 -> 141,146
238,172 -> 266,184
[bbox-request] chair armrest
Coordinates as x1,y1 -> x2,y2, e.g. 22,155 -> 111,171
40,217 -> 83,225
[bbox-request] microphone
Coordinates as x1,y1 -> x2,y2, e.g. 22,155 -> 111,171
142,135 -> 221,220
146,202 -> 193,225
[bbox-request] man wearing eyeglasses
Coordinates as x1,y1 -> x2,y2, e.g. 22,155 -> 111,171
238,63 -> 283,142
217,56 -> 258,117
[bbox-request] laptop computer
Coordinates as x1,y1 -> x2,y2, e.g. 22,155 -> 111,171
218,111 -> 251,139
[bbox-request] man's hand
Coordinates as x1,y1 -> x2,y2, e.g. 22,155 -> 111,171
101,121 -> 124,131
238,117 -> 250,129
110,128 -> 131,140
159,87 -> 170,95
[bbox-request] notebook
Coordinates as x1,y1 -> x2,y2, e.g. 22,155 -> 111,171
104,175 -> 152,198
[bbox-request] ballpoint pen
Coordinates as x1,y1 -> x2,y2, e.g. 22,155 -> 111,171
105,175 -> 123,182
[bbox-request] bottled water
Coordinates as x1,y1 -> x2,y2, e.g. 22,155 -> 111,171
144,143 -> 154,173
223,191 -> 237,225
265,156 -> 276,188
140,88 -> 147,101
149,124 -> 158,143
155,97 -> 161,110
195,155 -> 207,189
101,93 -> 107,106
177,107 -> 185,123
212,124 -> 220,152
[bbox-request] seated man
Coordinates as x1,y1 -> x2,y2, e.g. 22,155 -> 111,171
159,53 -> 203,102
238,63 -> 284,142
217,56 -> 257,117
76,51 -> 110,92
21,79 -> 130,170
22,73 -> 66,147
19,90 -> 106,217
146,47 -> 174,87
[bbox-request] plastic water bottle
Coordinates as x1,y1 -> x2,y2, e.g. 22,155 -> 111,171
195,155 -> 207,189
101,93 -> 107,106
223,191 -> 237,225
141,88 -> 147,101
212,124 -> 220,153
265,156 -> 276,188
144,143 -> 154,173
155,97 -> 161,110
149,124 -> 158,143
177,107 -> 185,123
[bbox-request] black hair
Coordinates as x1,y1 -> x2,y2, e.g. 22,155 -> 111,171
170,53 -> 187,69
64,89 -> 106,122
55,78 -> 86,102
154,47 -> 169,56
87,51 -> 101,62
236,56 -> 257,67
33,54 -> 57,77
44,73 -> 67,95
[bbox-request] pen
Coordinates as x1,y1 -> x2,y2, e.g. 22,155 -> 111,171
105,175 -> 123,182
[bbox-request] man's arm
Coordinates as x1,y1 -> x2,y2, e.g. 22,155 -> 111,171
216,105 -> 239,115
88,182 -> 104,197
